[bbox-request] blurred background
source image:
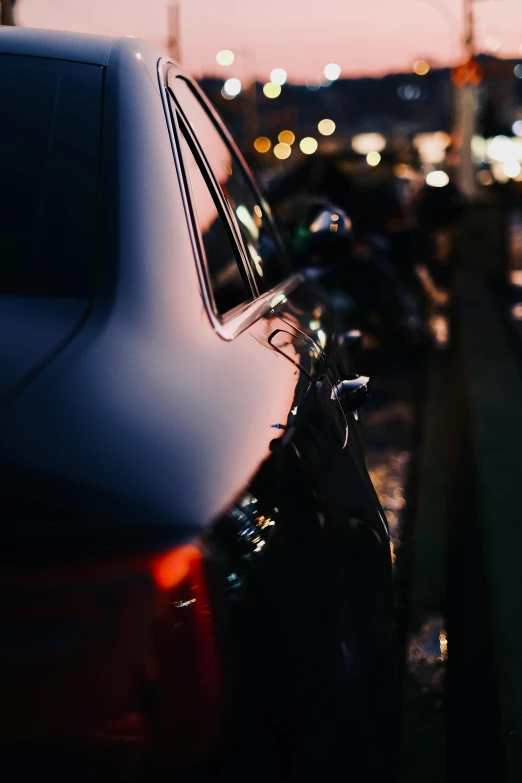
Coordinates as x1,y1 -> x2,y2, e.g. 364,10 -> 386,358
9,0 -> 522,200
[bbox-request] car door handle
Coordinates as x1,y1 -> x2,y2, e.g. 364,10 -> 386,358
332,374 -> 370,412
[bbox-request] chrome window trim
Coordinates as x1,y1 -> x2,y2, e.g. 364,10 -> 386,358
159,61 -> 254,327
174,111 -> 258,313
219,271 -> 306,339
169,75 -> 261,298
157,57 -> 304,341
171,73 -> 293,285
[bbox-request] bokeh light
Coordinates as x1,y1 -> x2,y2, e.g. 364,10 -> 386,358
426,170 -> 449,188
306,78 -> 322,91
398,84 -> 421,101
254,136 -> 271,153
413,59 -> 430,76
270,68 -> 287,86
491,161 -> 510,182
324,63 -> 341,81
223,77 -> 242,97
504,160 -> 521,178
394,163 -> 409,178
352,133 -> 386,155
318,119 -> 336,136
434,131 -> 451,148
216,49 -> 235,66
300,137 -> 318,155
471,135 -> 487,164
278,130 -> 295,145
413,133 -> 447,164
367,151 -> 381,166
476,169 -> 494,187
487,135 -> 515,163
274,142 -> 292,160
515,64 -> 522,79
263,82 -> 282,98
513,121 -> 522,137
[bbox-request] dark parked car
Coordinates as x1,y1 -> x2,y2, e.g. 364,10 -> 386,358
0,29 -> 396,782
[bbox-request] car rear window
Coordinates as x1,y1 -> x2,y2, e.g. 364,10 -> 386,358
0,55 -> 103,298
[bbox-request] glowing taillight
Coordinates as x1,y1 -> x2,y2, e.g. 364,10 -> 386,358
0,541 -> 224,777
144,544 -> 225,765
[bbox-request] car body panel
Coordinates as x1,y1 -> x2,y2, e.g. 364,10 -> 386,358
0,298 -> 89,401
0,26 -> 116,64
0,31 -> 381,535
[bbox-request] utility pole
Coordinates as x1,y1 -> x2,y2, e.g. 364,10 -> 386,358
455,0 -> 478,197
167,3 -> 181,64
0,0 -> 14,26
464,0 -> 475,60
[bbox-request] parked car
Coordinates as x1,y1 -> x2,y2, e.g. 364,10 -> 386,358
0,29 -> 397,782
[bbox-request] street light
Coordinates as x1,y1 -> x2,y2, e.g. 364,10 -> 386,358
216,49 -> 235,66
279,130 -> 295,145
223,78 -> 242,98
300,137 -> 318,155
318,119 -> 336,136
263,82 -> 282,98
413,59 -> 430,76
254,137 -> 271,153
367,151 -> 381,166
270,68 -> 287,86
324,63 -> 341,81
274,143 -> 292,160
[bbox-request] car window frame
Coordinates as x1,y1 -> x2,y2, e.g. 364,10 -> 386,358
174,109 -> 258,318
158,58 -> 304,341
167,73 -> 292,292
166,78 -> 260,298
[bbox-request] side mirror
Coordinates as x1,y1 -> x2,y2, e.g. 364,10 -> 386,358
291,201 -> 354,268
333,374 -> 370,413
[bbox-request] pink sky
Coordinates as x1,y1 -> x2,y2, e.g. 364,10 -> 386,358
18,0 -> 522,81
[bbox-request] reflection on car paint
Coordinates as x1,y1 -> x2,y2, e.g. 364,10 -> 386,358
213,491 -> 278,594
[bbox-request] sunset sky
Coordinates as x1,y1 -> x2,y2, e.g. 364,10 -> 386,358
17,0 -> 522,81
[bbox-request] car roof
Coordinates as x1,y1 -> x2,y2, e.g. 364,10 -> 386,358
0,27 -> 162,69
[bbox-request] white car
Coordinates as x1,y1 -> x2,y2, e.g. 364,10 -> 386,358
0,28 -> 396,783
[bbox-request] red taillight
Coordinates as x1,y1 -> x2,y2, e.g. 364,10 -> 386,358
0,542 -> 224,775
145,544 -> 225,764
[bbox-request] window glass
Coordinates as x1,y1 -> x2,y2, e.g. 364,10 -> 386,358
179,129 -> 252,316
168,74 -> 290,291
0,56 -> 102,298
